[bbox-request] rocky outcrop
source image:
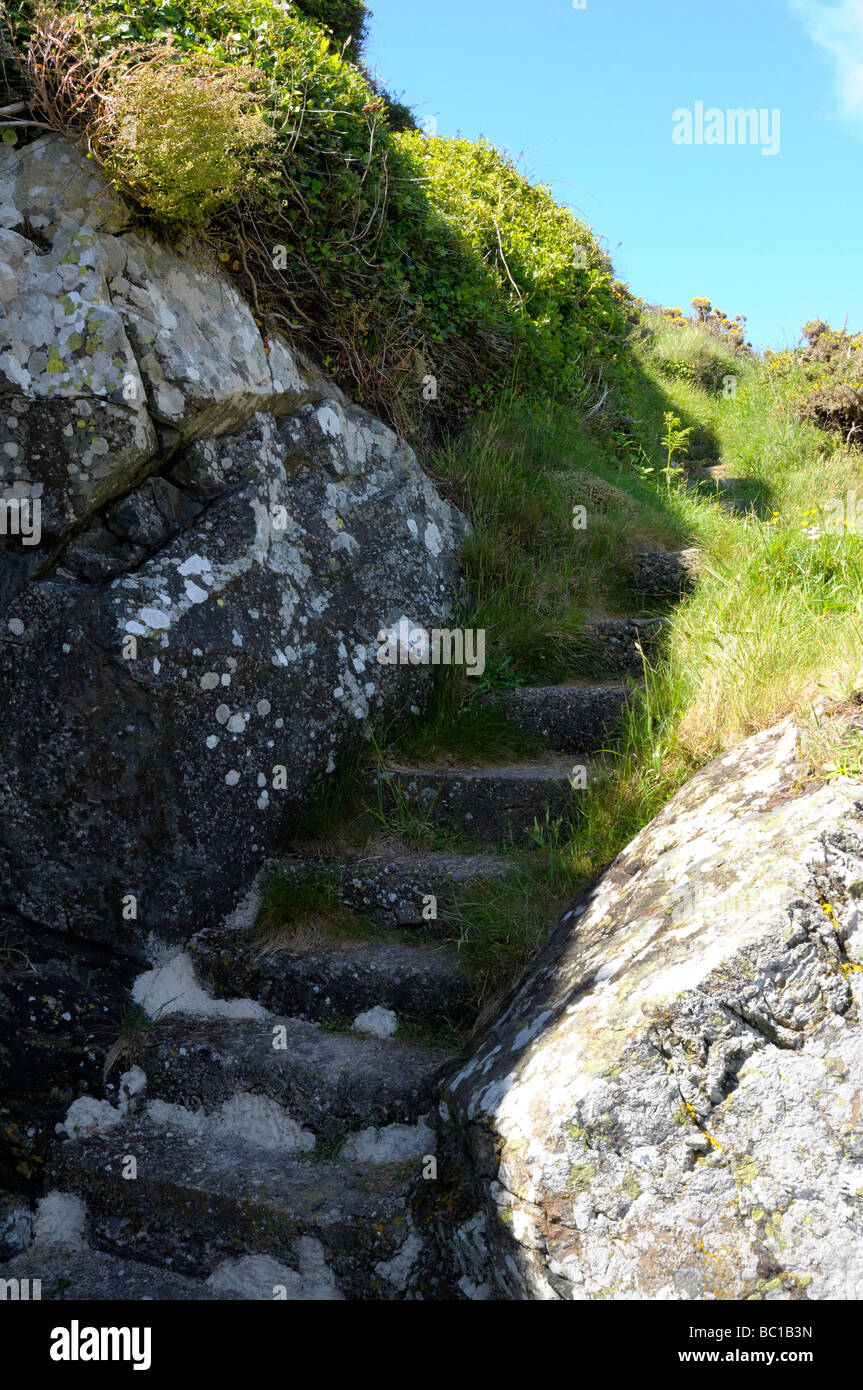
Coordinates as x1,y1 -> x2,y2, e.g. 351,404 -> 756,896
6,136 -> 858,1307
0,136 -> 468,951
434,720 -> 863,1300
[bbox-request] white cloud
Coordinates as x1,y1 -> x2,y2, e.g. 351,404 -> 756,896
791,0 -> 863,116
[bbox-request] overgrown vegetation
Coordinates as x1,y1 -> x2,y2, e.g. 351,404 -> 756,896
383,311 -> 863,1010
2,0 -> 629,437
425,393 -> 684,685
765,322 -> 863,445
92,54 -> 273,227
254,296 -> 863,1015
646,313 -> 746,392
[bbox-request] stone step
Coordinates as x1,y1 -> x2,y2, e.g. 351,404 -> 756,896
47,1119 -> 421,1298
478,682 -> 629,753
629,548 -> 701,600
268,850 -> 512,932
694,465 -> 753,514
372,760 -> 603,842
686,441 -> 716,462
133,1013 -> 446,1146
189,928 -> 475,1026
4,1243 -> 237,1300
578,616 -> 664,678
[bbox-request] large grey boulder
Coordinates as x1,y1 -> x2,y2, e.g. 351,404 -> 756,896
0,136 -> 467,951
436,720 -> 863,1300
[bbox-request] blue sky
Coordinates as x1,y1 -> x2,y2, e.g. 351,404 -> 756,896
363,0 -> 863,351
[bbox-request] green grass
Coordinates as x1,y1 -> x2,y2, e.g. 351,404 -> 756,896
527,335 -> 863,883
425,388 -> 688,685
646,316 -> 746,393
102,1001 -> 164,1079
257,863 -> 418,950
627,342 -> 863,762
384,320 -> 863,1011
443,824 -> 584,1013
387,663 -> 547,765
246,315 -> 863,1021
800,704 -> 863,781
179,305 -> 863,1018
365,761 -> 482,853
394,1016 -> 472,1050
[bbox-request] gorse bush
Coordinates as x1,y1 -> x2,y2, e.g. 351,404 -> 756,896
91,55 -> 273,227
4,0 -> 630,437
765,324 -> 863,445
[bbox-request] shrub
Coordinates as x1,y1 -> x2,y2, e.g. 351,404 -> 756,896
801,318 -> 829,347
293,0 -> 366,59
766,324 -> 863,444
90,55 -> 273,228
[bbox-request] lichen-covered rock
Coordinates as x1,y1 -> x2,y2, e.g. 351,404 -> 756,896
436,720 -> 863,1300
0,136 -> 468,951
0,911 -> 138,1195
0,136 -> 328,558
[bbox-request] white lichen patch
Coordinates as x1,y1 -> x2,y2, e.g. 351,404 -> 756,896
374,1225 -> 424,1293
146,1092 -> 314,1154
56,1096 -> 126,1140
30,1191 -> 88,1251
215,1093 -> 314,1153
341,1118 -> 435,1164
351,1005 -> 397,1039
207,1239 -> 343,1301
132,951 -> 267,1021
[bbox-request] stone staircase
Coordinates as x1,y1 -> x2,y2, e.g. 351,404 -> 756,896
9,548 -> 699,1301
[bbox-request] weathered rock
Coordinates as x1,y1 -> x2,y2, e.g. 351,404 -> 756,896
0,1192 -> 31,1261
0,137 -> 468,951
269,851 -> 512,933
578,616 -> 663,678
4,1244 -> 237,1300
189,928 -> 475,1025
0,136 -> 331,554
630,548 -> 701,600
480,683 -> 629,753
434,720 -> 863,1299
130,1013 -> 446,1146
0,913 -> 137,1195
106,476 -> 202,548
47,1121 -> 421,1299
60,520 -> 146,584
372,762 -> 603,842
